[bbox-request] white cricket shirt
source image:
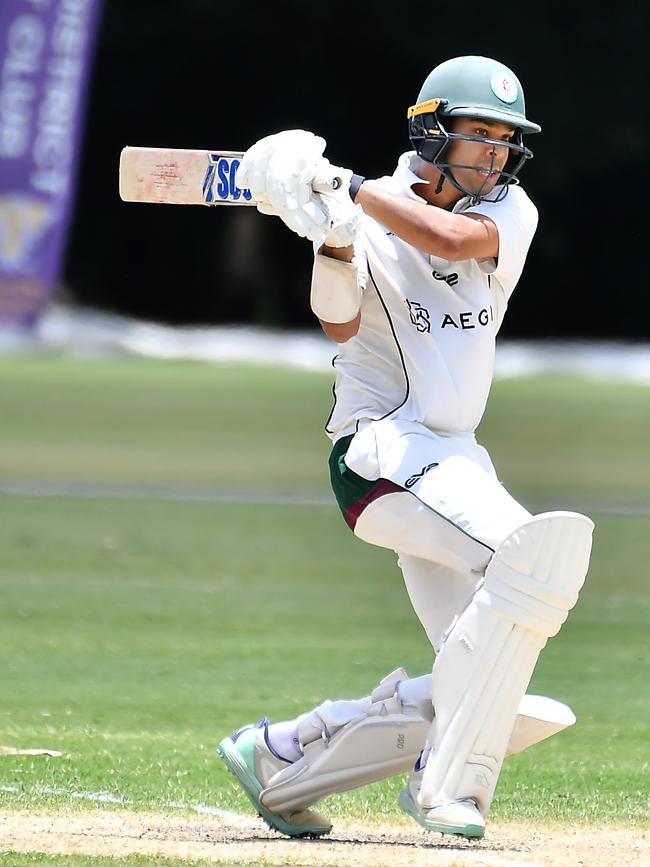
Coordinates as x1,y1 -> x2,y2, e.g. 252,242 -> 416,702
324,152 -> 538,441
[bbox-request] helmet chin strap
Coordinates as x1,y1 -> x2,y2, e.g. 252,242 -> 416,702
430,148 -> 485,202
432,165 -> 475,203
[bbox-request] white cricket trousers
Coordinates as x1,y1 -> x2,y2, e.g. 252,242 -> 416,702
342,419 -> 532,650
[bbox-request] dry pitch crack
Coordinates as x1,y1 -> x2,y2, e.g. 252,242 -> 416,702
1,809 -> 648,866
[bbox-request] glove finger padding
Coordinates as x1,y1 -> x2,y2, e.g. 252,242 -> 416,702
310,158 -> 363,248
236,130 -> 325,207
236,131 -> 361,247
277,194 -> 329,243
266,136 -> 326,211
265,138 -> 330,241
322,200 -> 363,247
235,136 -> 277,200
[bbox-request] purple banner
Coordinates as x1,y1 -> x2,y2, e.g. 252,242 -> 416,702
0,0 -> 104,328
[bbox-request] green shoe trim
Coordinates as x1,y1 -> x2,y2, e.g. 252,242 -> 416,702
399,788 -> 485,839
217,731 -> 330,838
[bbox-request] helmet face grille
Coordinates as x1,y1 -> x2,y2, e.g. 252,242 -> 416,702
408,110 -> 533,204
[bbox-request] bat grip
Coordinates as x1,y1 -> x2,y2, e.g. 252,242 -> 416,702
312,176 -> 343,194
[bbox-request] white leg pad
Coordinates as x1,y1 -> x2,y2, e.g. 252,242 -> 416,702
419,511 -> 593,816
506,693 -> 576,756
260,668 -> 426,812
259,668 -> 580,813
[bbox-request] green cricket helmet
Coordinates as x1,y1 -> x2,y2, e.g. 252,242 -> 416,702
408,56 -> 541,202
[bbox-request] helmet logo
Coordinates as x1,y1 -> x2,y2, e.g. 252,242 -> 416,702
490,71 -> 518,104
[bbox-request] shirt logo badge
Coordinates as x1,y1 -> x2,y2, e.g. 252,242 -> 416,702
405,462 -> 439,489
490,71 -> 518,104
432,269 -> 459,287
441,306 -> 494,330
406,299 -> 431,333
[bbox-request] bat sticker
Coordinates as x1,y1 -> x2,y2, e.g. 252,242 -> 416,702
203,155 -> 252,204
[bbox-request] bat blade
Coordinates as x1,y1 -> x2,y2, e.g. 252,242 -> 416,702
119,146 -> 255,206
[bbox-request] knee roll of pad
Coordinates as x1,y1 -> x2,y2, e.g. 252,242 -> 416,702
483,510 -> 594,638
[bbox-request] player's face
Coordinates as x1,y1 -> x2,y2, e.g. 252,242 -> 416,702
446,117 -> 516,196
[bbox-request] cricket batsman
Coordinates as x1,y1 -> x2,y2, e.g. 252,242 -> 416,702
217,55 -> 594,840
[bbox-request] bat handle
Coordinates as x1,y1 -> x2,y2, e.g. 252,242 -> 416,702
312,175 -> 343,195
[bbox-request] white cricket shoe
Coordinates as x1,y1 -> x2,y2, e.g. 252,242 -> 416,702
217,717 -> 332,838
399,759 -> 485,838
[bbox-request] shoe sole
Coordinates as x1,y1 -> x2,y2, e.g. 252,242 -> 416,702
217,736 -> 331,838
399,788 -> 485,839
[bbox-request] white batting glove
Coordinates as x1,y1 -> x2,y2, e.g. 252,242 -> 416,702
235,130 -> 330,243
314,160 -> 363,248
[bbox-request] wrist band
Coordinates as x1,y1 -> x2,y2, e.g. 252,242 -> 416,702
349,174 -> 366,202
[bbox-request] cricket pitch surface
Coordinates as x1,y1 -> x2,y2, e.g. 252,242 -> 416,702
1,809 -> 647,866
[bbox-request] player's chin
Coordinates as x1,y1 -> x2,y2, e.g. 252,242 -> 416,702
458,168 -> 500,197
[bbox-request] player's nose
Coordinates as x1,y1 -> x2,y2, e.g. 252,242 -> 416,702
487,139 -> 508,164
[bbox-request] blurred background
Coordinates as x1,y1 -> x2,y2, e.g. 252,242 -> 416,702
1,2 -> 649,834
0,0 -> 646,339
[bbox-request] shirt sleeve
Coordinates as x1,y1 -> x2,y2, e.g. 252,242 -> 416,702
466,185 -> 539,301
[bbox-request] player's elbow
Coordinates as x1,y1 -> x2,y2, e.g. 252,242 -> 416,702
423,212 -> 497,261
429,232 -> 494,262
427,234 -> 459,260
427,224 -> 476,260
435,214 -> 498,261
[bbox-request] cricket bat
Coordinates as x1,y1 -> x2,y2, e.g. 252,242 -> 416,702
119,146 -> 341,207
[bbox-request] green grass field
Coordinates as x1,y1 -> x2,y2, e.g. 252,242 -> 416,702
0,356 -> 649,864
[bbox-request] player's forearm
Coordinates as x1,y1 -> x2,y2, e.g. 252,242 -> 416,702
320,244 -> 354,262
355,183 -> 490,260
318,312 -> 361,343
